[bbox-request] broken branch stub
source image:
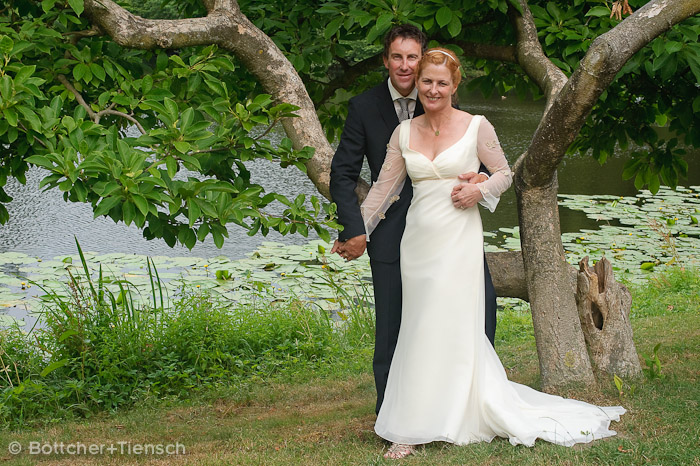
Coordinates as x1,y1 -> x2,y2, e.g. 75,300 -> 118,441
576,256 -> 642,378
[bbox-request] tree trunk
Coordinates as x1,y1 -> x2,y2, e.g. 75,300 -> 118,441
486,250 -> 529,301
515,171 -> 595,391
576,256 -> 641,378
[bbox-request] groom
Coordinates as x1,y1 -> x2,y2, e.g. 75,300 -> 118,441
330,24 -> 498,414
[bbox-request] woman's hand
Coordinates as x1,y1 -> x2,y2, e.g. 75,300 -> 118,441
451,182 -> 483,209
451,172 -> 486,209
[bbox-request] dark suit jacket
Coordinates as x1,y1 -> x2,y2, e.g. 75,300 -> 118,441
330,83 -> 423,263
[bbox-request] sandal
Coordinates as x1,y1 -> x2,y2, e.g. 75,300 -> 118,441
383,443 -> 415,459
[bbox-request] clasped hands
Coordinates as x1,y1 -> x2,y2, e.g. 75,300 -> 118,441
451,171 -> 487,210
332,172 -> 487,262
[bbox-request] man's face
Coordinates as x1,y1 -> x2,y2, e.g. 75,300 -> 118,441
383,38 -> 422,97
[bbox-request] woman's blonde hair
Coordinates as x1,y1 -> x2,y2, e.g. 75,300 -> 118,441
416,47 -> 462,87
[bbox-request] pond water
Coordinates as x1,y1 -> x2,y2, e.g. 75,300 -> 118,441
1,93 -> 699,260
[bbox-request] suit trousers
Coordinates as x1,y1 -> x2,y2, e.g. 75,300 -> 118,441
371,253 -> 497,414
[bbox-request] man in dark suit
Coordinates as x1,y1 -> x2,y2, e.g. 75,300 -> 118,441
329,25 -> 498,414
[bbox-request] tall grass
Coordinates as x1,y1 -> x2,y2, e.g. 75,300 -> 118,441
0,242 -> 375,428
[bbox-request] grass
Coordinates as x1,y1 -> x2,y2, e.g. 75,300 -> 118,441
0,266 -> 698,465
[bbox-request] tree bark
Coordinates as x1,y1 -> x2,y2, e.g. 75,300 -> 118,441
515,173 -> 595,390
486,250 -> 529,301
576,257 -> 641,378
509,1 -> 595,390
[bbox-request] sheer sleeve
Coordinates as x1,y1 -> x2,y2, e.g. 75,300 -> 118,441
476,117 -> 512,212
360,126 -> 407,240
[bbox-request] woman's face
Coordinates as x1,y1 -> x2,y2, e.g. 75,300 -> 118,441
416,63 -> 456,112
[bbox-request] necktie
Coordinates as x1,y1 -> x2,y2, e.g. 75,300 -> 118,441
397,98 -> 410,122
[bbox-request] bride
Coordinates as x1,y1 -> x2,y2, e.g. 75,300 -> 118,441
359,47 -> 625,459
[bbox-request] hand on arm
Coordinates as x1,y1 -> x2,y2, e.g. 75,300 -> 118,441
452,172 -> 488,209
451,183 -> 483,209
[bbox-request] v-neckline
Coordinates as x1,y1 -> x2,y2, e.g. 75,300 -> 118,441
407,116 -> 477,163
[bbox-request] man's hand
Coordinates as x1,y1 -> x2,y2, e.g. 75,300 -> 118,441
458,171 -> 488,184
331,235 -> 367,261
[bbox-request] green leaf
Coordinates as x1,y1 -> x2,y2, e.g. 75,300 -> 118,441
142,75 -> 153,95
26,155 -> 55,169
173,141 -> 191,154
17,106 -> 41,132
585,6 -> 610,17
0,75 -> 12,101
0,36 -> 14,54
132,194 -> 150,216
89,63 -> 106,81
164,97 -> 179,122
324,16 -> 344,40
180,107 -> 194,132
94,196 -> 122,217
58,329 -> 79,342
40,358 -> 69,377
41,0 -> 57,13
546,2 -> 564,22
447,16 -> 462,38
123,201 -> 135,225
58,179 -> 72,192
14,65 -> 36,85
67,0 -> 84,15
2,107 -> 18,127
370,13 -> 394,40
640,262 -> 655,271
648,174 -> 660,194
665,41 -> 683,54
165,156 -> 178,178
73,63 -> 89,82
436,7 -> 453,28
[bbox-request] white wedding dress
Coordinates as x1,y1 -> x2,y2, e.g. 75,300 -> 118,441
361,116 -> 625,447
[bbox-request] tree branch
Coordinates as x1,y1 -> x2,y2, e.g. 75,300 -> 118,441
58,74 -> 146,134
508,1 -> 567,109
57,74 -> 96,120
63,25 -> 102,44
97,109 -> 146,134
18,121 -> 48,148
519,0 -> 700,188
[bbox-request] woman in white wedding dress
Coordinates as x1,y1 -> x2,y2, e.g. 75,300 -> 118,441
360,48 -> 625,459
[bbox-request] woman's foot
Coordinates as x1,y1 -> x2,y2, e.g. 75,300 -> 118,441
383,443 -> 415,459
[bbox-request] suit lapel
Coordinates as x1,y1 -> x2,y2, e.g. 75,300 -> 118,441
377,84 -> 400,132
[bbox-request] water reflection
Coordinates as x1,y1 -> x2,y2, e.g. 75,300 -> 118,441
1,93 -> 698,259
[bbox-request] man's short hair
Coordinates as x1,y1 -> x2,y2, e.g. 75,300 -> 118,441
382,24 -> 428,57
